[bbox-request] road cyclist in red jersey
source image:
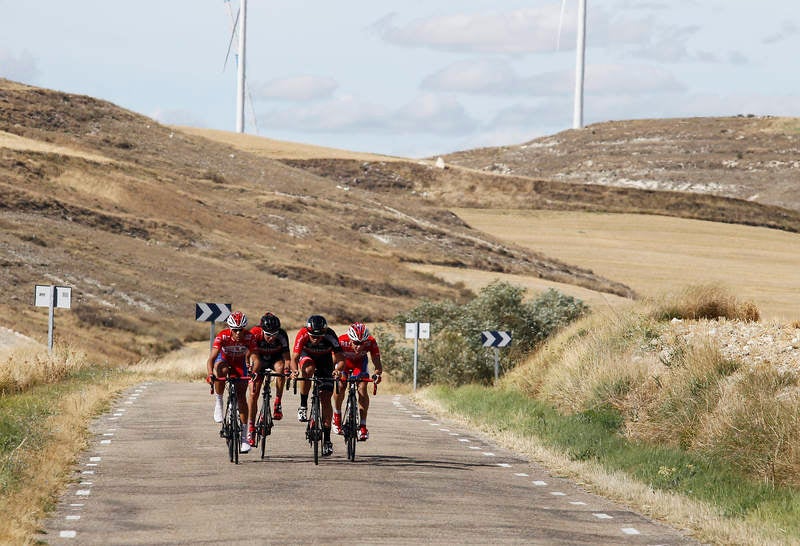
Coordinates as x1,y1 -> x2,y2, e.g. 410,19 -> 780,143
290,314 -> 344,457
332,322 -> 383,441
206,311 -> 257,454
246,312 -> 290,447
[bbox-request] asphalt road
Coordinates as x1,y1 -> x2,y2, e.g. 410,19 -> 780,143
41,382 -> 699,545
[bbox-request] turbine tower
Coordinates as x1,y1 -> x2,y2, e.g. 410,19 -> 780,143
235,0 -> 247,133
573,0 -> 587,129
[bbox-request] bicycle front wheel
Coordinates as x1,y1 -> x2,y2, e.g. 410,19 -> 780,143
345,392 -> 358,461
311,397 -> 321,465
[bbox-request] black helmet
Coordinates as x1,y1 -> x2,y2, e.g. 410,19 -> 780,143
306,315 -> 327,336
260,312 -> 281,335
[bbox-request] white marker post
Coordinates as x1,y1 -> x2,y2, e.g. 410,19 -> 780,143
405,322 -> 430,391
34,285 -> 72,353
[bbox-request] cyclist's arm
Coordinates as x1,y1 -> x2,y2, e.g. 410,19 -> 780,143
248,350 -> 261,377
207,347 -> 220,377
371,348 -> 383,383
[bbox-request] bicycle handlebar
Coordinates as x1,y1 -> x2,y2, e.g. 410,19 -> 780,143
336,373 -> 380,395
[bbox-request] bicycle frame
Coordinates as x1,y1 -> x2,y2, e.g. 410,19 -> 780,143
216,374 -> 246,464
253,371 -> 289,459
294,375 -> 333,465
337,373 -> 377,462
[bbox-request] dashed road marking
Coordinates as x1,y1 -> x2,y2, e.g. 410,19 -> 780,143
569,501 -> 587,506
482,452 -> 496,457
496,463 -> 511,468
458,438 -> 470,442
593,513 -> 613,519
550,491 -> 566,496
532,480 -> 547,486
514,473 -> 529,477
622,528 -> 641,535
89,457 -> 101,462
76,490 -> 91,496
60,530 -> 77,538
65,515 -> 80,521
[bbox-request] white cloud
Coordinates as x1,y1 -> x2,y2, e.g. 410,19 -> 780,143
421,59 -> 518,94
260,93 -> 476,136
0,49 -> 39,83
763,20 -> 799,44
422,60 -> 686,97
393,93 -> 478,134
251,75 -> 338,101
374,7 -> 574,54
151,108 -> 208,128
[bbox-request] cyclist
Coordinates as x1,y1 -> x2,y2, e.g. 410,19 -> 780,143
332,322 -> 383,441
246,312 -> 290,446
206,311 -> 256,454
291,314 -> 344,457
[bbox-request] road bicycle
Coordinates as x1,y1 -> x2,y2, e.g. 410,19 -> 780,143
294,375 -> 333,465
213,373 -> 247,464
252,370 -> 290,459
337,373 -> 378,462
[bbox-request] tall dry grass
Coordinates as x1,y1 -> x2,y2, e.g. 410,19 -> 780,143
505,284 -> 800,488
650,283 -> 760,322
0,344 -> 90,394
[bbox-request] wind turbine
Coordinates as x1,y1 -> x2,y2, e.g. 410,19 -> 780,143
557,0 -> 587,129
573,0 -> 587,129
223,0 -> 253,134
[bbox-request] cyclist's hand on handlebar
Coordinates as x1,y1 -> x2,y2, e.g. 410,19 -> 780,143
206,374 -> 216,384
373,373 -> 382,385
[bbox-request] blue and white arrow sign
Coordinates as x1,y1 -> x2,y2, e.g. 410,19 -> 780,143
195,303 -> 232,322
481,330 -> 512,348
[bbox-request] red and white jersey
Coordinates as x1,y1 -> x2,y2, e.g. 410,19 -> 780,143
212,328 -> 256,367
338,334 -> 380,369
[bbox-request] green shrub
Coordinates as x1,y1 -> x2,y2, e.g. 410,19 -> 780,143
395,281 -> 588,386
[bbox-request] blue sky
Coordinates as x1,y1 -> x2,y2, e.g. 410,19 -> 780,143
1,1 -> 798,157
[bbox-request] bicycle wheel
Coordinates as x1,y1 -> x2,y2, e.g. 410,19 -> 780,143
233,396 -> 241,464
226,391 -> 237,463
310,388 -> 321,465
259,385 -> 272,459
346,388 -> 358,461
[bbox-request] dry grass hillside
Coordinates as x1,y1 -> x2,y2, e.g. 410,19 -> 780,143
0,79 -> 630,363
441,116 -> 800,215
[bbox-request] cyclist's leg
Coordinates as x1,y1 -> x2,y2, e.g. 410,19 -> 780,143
248,374 -> 263,427
268,359 -> 284,419
317,359 -> 335,453
357,381 -> 370,423
298,356 -> 316,421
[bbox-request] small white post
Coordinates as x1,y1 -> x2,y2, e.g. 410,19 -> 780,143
493,347 -> 500,383
47,286 -> 56,353
236,0 -> 247,133
573,0 -> 587,129
412,324 -> 419,391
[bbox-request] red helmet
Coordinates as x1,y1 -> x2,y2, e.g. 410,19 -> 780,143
347,322 -> 369,343
226,311 -> 248,329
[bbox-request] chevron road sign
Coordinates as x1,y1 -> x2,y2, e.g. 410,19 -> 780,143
195,303 -> 232,322
481,330 -> 512,348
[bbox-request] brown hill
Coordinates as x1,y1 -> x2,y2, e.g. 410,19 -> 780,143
0,79 -> 631,362
440,116 -> 800,216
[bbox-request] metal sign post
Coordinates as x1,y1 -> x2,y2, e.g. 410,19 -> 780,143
34,285 -> 72,353
481,330 -> 512,382
195,303 -> 232,349
405,322 -> 430,391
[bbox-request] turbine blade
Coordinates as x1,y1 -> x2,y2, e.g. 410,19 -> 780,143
557,0 -> 568,51
223,9 -> 240,71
